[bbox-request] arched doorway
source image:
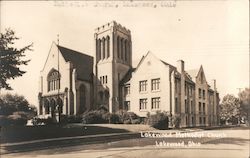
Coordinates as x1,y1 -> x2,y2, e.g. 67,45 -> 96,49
79,84 -> 86,114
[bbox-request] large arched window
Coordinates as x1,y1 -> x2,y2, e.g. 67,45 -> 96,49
47,69 -> 60,92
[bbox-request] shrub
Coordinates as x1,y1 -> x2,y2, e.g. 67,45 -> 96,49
108,113 -> 121,124
82,110 -> 108,124
171,114 -> 181,128
32,117 -> 54,125
0,114 -> 28,126
148,111 -> 169,130
116,110 -> 141,124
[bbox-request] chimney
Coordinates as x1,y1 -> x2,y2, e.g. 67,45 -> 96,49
177,60 -> 184,73
213,79 -> 217,91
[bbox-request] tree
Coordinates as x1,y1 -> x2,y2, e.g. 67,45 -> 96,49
219,94 -> 240,125
0,28 -> 33,90
0,93 -> 37,126
238,88 -> 250,125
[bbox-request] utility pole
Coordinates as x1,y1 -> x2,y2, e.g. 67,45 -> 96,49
57,34 -> 61,123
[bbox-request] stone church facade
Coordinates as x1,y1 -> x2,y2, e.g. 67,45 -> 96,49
38,21 -> 219,127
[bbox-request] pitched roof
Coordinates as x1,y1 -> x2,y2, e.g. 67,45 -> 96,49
186,69 -> 199,82
160,60 -> 176,70
57,45 -> 93,81
120,68 -> 136,85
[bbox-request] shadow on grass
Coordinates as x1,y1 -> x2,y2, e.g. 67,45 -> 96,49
1,124 -> 129,143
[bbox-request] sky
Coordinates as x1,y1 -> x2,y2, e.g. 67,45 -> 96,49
0,0 -> 249,106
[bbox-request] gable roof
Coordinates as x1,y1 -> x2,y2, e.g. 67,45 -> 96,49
57,45 -> 93,81
120,68 -> 136,85
186,69 -> 199,82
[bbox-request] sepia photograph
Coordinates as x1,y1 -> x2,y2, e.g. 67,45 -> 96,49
0,0 -> 249,158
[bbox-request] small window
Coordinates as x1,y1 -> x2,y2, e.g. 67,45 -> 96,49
139,98 -> 147,110
203,90 -> 206,100
105,75 -> 108,84
199,88 -> 202,99
124,101 -> 130,111
203,103 -> 205,114
139,80 -> 147,92
199,117 -> 202,124
151,97 -> 160,109
124,86 -> 130,96
199,102 -> 202,114
151,78 -> 160,91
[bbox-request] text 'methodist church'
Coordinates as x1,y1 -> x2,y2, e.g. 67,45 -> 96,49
38,21 -> 220,127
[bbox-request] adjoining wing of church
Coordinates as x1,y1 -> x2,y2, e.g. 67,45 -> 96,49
38,21 -> 220,127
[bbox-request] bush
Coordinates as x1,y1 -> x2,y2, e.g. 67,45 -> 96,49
148,111 -> 169,130
32,117 -> 54,125
171,114 -> 181,128
116,110 -> 141,124
82,110 -> 108,124
108,113 -> 121,124
0,114 -> 27,126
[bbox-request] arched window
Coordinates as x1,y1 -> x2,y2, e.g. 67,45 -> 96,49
47,69 -> 60,92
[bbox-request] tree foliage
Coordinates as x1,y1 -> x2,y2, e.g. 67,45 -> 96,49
238,88 -> 250,124
0,28 -> 33,90
219,94 -> 240,124
0,93 -> 36,126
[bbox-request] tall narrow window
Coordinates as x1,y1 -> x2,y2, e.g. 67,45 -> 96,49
125,40 -> 127,61
121,38 -> 124,60
203,90 -> 206,100
199,88 -> 202,99
185,100 -> 188,113
107,36 -> 110,58
199,102 -> 202,114
102,38 -> 105,59
117,36 -> 120,58
203,103 -> 205,114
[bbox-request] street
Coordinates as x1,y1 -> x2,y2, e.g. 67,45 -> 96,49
1,127 -> 249,158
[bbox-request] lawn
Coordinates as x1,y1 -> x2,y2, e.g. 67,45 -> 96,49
0,124 -> 155,143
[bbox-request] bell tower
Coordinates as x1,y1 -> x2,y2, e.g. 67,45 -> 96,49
94,21 -> 132,113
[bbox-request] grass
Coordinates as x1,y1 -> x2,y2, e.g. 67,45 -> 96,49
0,124 -> 155,143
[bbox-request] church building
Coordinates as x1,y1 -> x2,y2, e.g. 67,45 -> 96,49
38,21 -> 219,127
